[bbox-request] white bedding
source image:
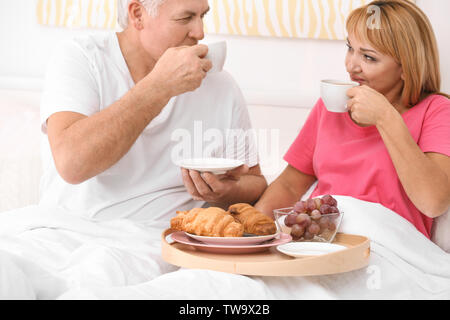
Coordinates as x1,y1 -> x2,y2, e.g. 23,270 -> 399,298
0,196 -> 449,300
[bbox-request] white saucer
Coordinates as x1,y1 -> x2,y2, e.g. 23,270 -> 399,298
176,158 -> 244,174
277,242 -> 347,258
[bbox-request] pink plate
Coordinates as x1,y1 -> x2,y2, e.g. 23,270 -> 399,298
170,232 -> 292,254
184,232 -> 280,246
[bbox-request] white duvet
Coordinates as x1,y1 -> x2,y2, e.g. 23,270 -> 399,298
0,196 -> 449,300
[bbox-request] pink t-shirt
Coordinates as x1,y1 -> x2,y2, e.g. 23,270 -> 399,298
284,94 -> 450,238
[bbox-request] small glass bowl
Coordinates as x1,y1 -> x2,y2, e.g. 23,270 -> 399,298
273,207 -> 344,243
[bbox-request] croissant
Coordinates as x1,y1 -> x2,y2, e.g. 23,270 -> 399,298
228,203 -> 277,235
170,207 -> 244,237
171,208 -> 202,231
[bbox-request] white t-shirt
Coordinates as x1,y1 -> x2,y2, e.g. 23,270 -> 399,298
39,32 -> 258,223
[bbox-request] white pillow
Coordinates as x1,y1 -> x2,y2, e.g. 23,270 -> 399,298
431,209 -> 450,253
0,89 -> 42,213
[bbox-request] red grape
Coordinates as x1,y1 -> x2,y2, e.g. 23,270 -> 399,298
291,224 -> 305,238
308,222 -> 320,235
330,206 -> 339,213
296,213 -> 311,228
293,201 -> 307,213
306,198 -> 316,212
322,194 -> 334,206
321,195 -> 331,205
284,214 -> 298,227
322,195 -> 337,207
303,231 -> 314,240
318,217 -> 330,230
319,204 -> 332,214
329,197 -> 337,207
313,198 -> 323,210
311,209 -> 322,220
328,221 -> 337,231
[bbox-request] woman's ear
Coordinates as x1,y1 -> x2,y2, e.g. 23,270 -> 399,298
128,1 -> 145,30
400,65 -> 405,81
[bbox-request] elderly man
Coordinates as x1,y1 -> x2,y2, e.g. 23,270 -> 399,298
39,0 -> 267,222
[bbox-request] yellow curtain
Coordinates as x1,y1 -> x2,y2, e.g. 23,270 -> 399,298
36,0 -> 118,30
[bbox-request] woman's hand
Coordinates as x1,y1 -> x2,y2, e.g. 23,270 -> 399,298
346,85 -> 395,127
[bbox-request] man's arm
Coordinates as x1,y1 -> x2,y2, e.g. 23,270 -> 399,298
47,45 -> 212,184
47,79 -> 168,184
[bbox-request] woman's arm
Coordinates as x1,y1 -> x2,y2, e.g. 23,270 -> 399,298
376,109 -> 450,218
254,165 -> 317,218
347,85 -> 450,218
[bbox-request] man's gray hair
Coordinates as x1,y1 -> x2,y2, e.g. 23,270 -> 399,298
117,0 -> 166,30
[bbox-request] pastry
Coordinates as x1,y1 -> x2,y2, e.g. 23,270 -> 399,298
170,207 -> 244,237
171,208 -> 202,231
228,203 -> 277,235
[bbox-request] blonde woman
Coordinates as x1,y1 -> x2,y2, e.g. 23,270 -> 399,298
255,0 -> 450,239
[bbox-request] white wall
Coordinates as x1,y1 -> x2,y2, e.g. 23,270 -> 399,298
417,0 -> 450,95
1,0 -> 448,106
0,0 -> 109,89
0,1 -> 347,108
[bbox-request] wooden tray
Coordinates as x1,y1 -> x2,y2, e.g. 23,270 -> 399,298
161,229 -> 370,277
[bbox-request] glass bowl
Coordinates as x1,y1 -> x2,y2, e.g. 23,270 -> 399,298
273,207 -> 344,243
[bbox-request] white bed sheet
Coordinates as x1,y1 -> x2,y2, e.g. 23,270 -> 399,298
0,196 -> 449,300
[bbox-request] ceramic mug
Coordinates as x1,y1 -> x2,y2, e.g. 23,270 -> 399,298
205,41 -> 227,73
320,79 -> 360,113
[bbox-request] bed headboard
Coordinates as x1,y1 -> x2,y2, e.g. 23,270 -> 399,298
247,104 -> 311,183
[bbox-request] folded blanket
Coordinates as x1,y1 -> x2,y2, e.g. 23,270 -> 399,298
0,205 -> 177,299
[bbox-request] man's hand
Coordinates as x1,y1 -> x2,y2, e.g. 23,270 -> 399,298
145,44 -> 212,101
181,165 -> 250,204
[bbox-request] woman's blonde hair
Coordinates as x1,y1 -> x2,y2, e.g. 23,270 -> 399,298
346,0 -> 448,107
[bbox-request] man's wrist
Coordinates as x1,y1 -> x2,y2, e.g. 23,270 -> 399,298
136,74 -> 171,110
222,175 -> 263,207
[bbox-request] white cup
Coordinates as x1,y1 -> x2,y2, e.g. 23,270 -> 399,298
205,41 -> 227,73
320,79 -> 360,113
